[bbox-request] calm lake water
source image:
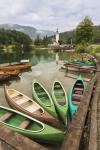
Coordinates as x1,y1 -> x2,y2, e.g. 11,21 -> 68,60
0,49 -> 91,108
0,49 -> 92,149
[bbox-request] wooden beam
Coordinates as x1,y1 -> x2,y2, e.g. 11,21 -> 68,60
0,124 -> 48,150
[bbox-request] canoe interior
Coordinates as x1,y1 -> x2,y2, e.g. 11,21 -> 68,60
7,89 -> 44,115
0,107 -> 43,131
34,83 -> 51,106
72,80 -> 84,106
54,82 -> 66,106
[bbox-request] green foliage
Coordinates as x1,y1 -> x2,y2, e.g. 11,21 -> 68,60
0,29 -> 32,52
34,35 -> 42,46
34,35 -> 50,46
75,43 -> 88,53
93,46 -> 100,53
76,16 -> 93,44
42,35 -> 49,46
93,26 -> 100,44
60,30 -> 76,44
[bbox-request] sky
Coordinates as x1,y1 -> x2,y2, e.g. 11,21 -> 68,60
0,0 -> 100,32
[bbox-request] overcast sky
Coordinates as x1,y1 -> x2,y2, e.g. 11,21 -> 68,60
0,0 -> 100,32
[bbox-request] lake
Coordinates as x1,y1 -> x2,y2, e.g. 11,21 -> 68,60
0,49 -> 91,108
0,49 -> 93,149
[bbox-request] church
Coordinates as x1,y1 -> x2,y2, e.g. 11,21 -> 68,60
48,28 -> 60,46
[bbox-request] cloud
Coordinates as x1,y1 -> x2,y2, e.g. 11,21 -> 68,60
0,0 -> 99,31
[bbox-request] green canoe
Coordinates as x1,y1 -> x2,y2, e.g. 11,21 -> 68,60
52,80 -> 68,126
69,75 -> 85,118
32,80 -> 58,119
0,106 -> 64,144
64,60 -> 95,67
70,60 -> 95,67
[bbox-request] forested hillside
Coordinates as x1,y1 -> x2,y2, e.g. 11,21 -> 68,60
59,25 -> 100,44
0,29 -> 32,52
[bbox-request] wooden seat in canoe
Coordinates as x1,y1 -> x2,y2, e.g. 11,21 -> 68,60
74,90 -> 83,95
10,93 -> 20,98
19,119 -> 30,129
72,101 -> 80,105
0,112 -> 13,122
74,87 -> 83,91
21,101 -> 32,108
72,94 -> 83,100
58,99 -> 66,105
16,98 -> 29,105
26,104 -> 40,113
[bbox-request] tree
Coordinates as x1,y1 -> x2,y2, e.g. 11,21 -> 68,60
34,35 -> 42,46
75,43 -> 88,53
76,16 -> 94,44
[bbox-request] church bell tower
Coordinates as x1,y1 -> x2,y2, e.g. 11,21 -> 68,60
56,28 -> 59,44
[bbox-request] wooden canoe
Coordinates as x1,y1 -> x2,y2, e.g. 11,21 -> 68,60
0,63 -> 32,71
52,80 -> 68,126
69,75 -> 85,118
4,86 -> 61,129
1,70 -> 20,76
0,70 -> 20,81
0,106 -> 64,144
64,64 -> 96,72
32,80 -> 58,119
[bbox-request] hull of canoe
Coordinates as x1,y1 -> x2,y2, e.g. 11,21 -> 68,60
66,66 -> 95,73
4,86 -> 61,129
71,60 -> 95,67
0,106 -> 64,144
0,63 -> 32,71
52,80 -> 68,126
69,75 -> 85,118
32,80 -> 58,119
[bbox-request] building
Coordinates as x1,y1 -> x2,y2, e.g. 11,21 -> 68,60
48,28 -> 60,46
55,28 -> 59,44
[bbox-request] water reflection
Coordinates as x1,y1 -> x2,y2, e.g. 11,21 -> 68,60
0,49 -> 91,108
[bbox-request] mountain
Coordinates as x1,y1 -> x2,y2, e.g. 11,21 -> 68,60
0,24 -> 55,40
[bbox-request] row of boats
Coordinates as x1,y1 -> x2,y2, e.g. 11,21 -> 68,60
63,60 -> 96,72
0,75 -> 86,144
0,62 -> 32,81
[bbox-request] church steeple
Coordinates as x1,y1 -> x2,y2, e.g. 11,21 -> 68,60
56,28 -> 58,33
56,28 -> 59,44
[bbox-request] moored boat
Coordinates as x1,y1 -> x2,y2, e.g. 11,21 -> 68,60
52,80 -> 68,126
4,86 -> 61,128
0,70 -> 20,81
32,80 -> 58,119
0,106 -> 64,144
64,60 -> 96,67
69,75 -> 85,118
0,63 -> 32,71
64,63 -> 96,73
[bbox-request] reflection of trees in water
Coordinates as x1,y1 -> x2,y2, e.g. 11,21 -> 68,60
30,49 -> 55,65
0,49 -> 77,65
0,51 -> 33,64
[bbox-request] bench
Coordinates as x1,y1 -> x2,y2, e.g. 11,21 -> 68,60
58,99 -> 66,105
72,94 -> 83,100
19,119 -> 30,129
0,112 -> 13,122
72,101 -> 80,105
